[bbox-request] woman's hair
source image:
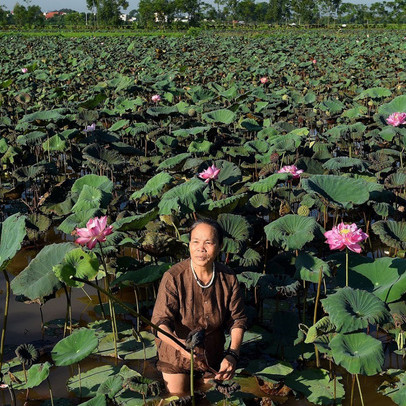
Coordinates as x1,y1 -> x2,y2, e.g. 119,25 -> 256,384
189,218 -> 224,246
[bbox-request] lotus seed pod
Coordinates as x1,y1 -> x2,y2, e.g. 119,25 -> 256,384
188,108 -> 196,117
368,100 -> 374,106
316,120 -> 323,126
298,205 -> 310,216
282,94 -> 289,101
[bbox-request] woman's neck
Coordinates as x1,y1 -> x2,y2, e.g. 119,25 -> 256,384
191,261 -> 215,285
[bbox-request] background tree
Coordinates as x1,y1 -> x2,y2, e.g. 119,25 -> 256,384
0,6 -> 9,26
317,0 -> 341,24
291,0 -> 319,23
266,0 -> 291,23
174,0 -> 202,25
13,2 -> 44,26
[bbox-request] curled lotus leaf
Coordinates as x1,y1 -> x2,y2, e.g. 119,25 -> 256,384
218,213 -> 251,254
264,214 -> 324,251
301,175 -> 380,209
372,220 -> 406,250
202,109 -> 236,124
322,157 -> 369,172
249,173 -> 290,193
385,171 -> 406,189
214,160 -> 242,185
321,287 -> 390,333
304,316 -> 335,344
0,213 -> 26,271
330,332 -> 384,376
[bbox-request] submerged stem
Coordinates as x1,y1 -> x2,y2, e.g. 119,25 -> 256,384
190,348 -> 195,406
0,269 -> 11,373
356,374 -> 365,406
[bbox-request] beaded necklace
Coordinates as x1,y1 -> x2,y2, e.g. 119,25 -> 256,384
190,259 -> 215,289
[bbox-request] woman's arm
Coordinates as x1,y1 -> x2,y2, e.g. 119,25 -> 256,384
214,327 -> 244,380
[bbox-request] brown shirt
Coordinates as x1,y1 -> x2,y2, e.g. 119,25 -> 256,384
151,259 -> 247,374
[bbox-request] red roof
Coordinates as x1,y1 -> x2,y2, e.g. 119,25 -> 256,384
45,11 -> 65,19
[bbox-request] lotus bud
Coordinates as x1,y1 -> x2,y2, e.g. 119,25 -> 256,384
368,100 -> 374,106
313,108 -> 318,113
326,111 -> 331,117
188,108 -> 196,117
282,94 -> 289,101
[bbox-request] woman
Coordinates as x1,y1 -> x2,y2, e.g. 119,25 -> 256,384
151,219 -> 247,394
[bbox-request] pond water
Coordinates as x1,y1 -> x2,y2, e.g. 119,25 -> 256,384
0,229 -> 403,405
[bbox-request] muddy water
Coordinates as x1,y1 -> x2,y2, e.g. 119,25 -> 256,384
0,229 -> 403,405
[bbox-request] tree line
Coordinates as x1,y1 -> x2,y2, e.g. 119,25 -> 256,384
1,0 -> 406,28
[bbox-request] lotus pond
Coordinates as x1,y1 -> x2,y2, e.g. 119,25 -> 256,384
0,30 -> 406,406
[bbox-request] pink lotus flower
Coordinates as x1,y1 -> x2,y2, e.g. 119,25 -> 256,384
260,77 -> 268,84
277,165 -> 303,179
75,216 -> 113,250
21,68 -> 28,73
84,123 -> 96,132
386,112 -> 406,127
199,164 -> 220,183
312,59 -> 317,64
151,94 -> 161,103
324,222 -> 368,254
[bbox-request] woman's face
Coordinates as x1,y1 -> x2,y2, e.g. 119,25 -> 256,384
189,223 -> 220,271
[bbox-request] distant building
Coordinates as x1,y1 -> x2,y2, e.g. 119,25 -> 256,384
44,11 -> 66,19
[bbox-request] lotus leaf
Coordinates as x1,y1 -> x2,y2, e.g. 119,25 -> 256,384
111,263 -> 171,287
110,119 -> 129,132
237,271 -> 263,289
202,109 -> 236,124
158,178 -> 207,215
264,214 -> 324,251
158,152 -> 191,170
285,368 -> 345,405
52,328 -> 98,366
72,185 -> 103,213
322,157 -> 368,172
295,252 -> 330,283
321,287 -> 390,333
249,173 -> 290,193
6,362 -> 51,390
114,208 -> 159,231
11,243 -> 75,301
301,175 -> 374,209
378,369 -> 406,406
188,139 -> 213,154
78,395 -> 107,406
372,220 -> 406,250
71,174 -> 114,195
218,213 -> 251,254
0,213 -> 26,271
215,160 -> 242,185
20,108 -> 68,123
68,365 -> 120,397
42,135 -> 66,152
237,248 -> 262,267
172,126 -> 210,138
330,332 -> 384,376
53,248 -> 99,288
304,316 -> 335,344
97,375 -> 124,398
329,252 -> 406,303
58,209 -> 104,234
245,360 -> 294,380
377,95 -> 406,124
355,87 -> 391,100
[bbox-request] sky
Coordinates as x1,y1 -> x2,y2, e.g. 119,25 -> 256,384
1,0 -> 375,12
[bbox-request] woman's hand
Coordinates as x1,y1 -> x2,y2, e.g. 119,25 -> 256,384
214,355 -> 237,381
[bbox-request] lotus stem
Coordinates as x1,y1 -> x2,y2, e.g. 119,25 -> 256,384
134,286 -> 140,332
47,377 -> 54,406
0,269 -> 11,373
94,278 -> 106,319
190,348 -> 195,406
39,304 -> 45,339
350,374 -> 355,406
71,276 -> 188,351
62,284 -> 70,337
355,374 -> 364,406
99,242 -> 118,359
78,363 -> 82,399
22,363 -> 27,383
400,146 -> 404,169
345,247 -> 349,287
7,385 -> 16,406
313,267 -> 323,368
